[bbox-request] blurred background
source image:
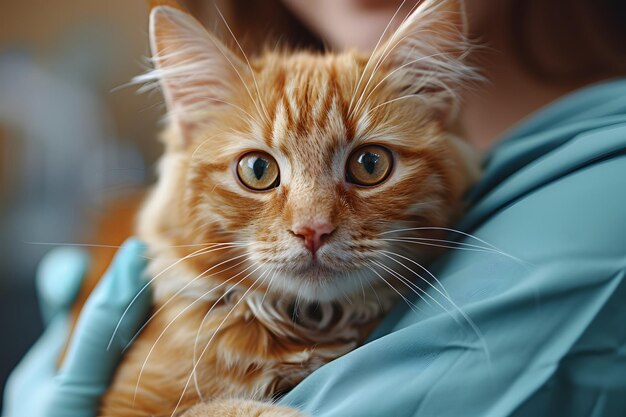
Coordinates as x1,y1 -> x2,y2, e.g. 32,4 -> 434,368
0,1 -> 163,403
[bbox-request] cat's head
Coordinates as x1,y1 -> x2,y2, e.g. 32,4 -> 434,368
138,0 -> 480,302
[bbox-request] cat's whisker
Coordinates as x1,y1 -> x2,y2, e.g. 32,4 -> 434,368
177,264 -> 269,417
347,0 -> 411,115
373,256 -> 491,366
381,237 -> 500,254
261,266 -> 279,305
355,4 -> 479,117
351,33 -> 414,118
22,241 -> 155,260
377,256 -> 465,321
108,242 -> 249,351
358,51 -> 452,111
189,263 -> 271,400
392,236 -> 526,267
350,1 -> 422,118
184,220 -> 226,238
363,93 -> 423,117
196,97 -> 256,123
122,253 -> 251,352
338,282 -> 353,307
190,132 -> 227,162
383,236 -> 504,254
377,249 -> 492,366
252,377 -> 273,403
170,241 -> 248,247
111,244 -> 225,352
365,279 -> 383,311
357,270 -> 367,304
23,240 -> 242,251
155,243 -> 251,262
241,267 -> 276,399
189,265 -> 267,400
214,5 -> 271,125
23,241 -> 132,250
341,273 -> 355,305
366,262 -> 421,314
370,260 -> 432,308
380,226 -> 498,249
184,214 -> 252,239
202,29 -> 266,124
379,226 -> 526,264
199,228 -> 234,234
292,288 -> 303,325
375,249 -> 449,297
133,259 -> 266,404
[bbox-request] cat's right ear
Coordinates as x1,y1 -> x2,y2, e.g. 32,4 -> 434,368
369,0 -> 476,106
143,6 -> 245,138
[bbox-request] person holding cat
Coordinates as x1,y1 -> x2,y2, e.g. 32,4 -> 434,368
4,0 -> 626,416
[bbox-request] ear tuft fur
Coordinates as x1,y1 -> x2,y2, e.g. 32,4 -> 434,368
134,6 -> 245,136
372,0 -> 479,104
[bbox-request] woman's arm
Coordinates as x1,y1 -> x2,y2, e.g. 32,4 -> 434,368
2,239 -> 151,417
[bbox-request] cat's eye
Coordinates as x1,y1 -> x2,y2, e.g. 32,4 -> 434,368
346,145 -> 393,186
237,151 -> 280,191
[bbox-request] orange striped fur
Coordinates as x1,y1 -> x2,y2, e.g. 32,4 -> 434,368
95,1 -> 481,415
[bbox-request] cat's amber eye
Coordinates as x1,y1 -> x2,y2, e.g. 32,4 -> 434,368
346,145 -> 393,186
237,152 -> 280,191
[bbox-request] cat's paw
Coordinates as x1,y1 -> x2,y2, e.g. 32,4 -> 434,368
181,399 -> 307,417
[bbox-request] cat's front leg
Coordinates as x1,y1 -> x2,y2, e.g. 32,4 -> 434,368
181,399 -> 307,417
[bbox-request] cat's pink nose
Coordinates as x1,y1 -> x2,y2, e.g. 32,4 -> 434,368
291,223 -> 335,255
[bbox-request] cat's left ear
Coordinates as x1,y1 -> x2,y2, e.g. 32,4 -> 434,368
373,0 -> 475,102
141,5 -> 246,140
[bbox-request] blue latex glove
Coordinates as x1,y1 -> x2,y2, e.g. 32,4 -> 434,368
2,238 -> 151,417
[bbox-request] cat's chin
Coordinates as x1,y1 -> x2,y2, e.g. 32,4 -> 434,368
266,264 -> 370,303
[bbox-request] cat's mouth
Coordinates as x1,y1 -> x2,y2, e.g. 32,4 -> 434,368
286,250 -> 363,281
251,246 -> 345,274
252,244 -> 372,301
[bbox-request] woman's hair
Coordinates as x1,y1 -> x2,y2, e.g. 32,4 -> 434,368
179,0 -> 324,54
510,0 -> 626,84
180,0 -> 626,85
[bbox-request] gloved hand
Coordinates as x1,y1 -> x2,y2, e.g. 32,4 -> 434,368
2,238 -> 151,417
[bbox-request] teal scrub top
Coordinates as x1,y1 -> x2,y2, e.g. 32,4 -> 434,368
280,78 -> 626,416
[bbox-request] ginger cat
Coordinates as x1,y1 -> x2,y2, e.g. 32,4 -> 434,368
86,0 -> 480,415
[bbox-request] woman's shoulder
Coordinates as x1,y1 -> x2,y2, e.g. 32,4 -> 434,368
460,79 -> 626,261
